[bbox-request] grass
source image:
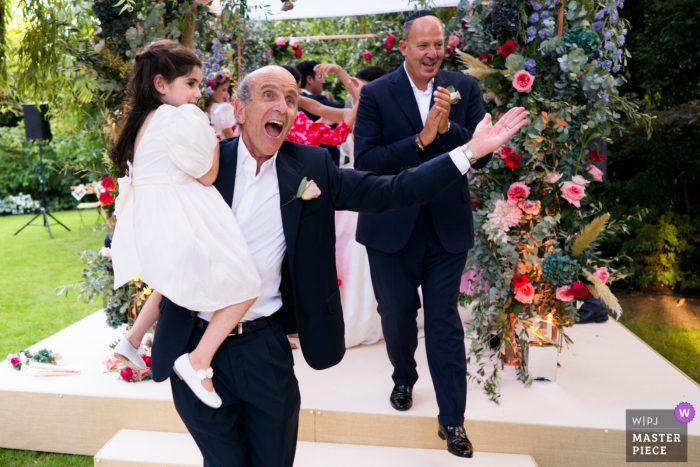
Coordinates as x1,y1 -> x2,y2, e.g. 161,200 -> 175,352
0,450 -> 93,467
0,210 -> 105,358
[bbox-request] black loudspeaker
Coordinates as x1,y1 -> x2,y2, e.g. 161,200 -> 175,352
22,103 -> 52,141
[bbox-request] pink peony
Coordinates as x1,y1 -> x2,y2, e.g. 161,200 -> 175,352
507,182 -> 531,205
363,51 -> 372,61
497,146 -> 514,160
275,36 -> 286,47
289,38 -> 299,49
488,199 -> 523,231
448,35 -> 460,49
543,172 -> 563,183
593,266 -> 610,284
555,285 -> 575,302
102,355 -> 120,370
560,181 -> 586,207
513,70 -> 534,93
514,282 -> 536,304
520,200 -> 542,215
571,175 -> 589,187
587,164 -> 604,182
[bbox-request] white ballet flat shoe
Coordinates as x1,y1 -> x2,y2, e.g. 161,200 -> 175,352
114,339 -> 146,371
173,354 -> 222,409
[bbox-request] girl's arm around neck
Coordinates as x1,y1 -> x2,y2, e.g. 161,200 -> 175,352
197,143 -> 220,186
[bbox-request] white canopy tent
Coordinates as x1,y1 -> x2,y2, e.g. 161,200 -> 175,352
247,0 -> 458,21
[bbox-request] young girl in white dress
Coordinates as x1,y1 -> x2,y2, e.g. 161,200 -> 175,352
204,72 -> 238,139
109,40 -> 261,409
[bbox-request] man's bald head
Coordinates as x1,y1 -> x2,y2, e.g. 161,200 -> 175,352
237,66 -> 299,105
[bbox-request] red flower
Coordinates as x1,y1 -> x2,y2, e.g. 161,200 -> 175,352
99,191 -> 114,205
294,48 -> 303,59
471,198 -> 481,209
387,34 -> 396,44
505,152 -> 521,169
478,53 -> 492,65
10,357 -> 20,366
142,355 -> 152,367
588,148 -> 607,163
446,46 -> 454,58
101,176 -> 115,191
363,51 -> 372,61
120,368 -> 134,381
570,282 -> 592,298
497,40 -> 517,58
385,42 -> 393,51
512,275 -> 529,289
337,278 -> 342,287
461,20 -> 468,29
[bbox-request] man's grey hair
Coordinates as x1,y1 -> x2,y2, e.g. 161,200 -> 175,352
237,72 -> 253,105
402,16 -> 444,42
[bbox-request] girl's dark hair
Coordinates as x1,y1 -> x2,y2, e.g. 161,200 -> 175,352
109,39 -> 201,174
356,66 -> 387,83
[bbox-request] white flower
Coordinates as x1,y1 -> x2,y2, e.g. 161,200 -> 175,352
571,175 -> 589,186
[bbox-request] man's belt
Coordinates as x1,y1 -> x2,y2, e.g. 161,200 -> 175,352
195,315 -> 274,337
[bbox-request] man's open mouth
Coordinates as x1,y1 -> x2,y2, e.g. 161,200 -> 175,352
265,120 -> 284,138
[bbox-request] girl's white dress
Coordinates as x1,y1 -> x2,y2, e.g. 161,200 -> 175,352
209,102 -> 237,138
111,104 -> 261,312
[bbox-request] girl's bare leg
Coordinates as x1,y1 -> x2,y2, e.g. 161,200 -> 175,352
125,291 -> 163,349
187,297 -> 257,392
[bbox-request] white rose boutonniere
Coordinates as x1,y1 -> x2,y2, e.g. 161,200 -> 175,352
282,177 -> 321,206
446,85 -> 461,105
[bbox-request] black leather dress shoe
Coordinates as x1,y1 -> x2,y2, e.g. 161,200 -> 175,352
389,384 -> 413,411
438,425 -> 474,458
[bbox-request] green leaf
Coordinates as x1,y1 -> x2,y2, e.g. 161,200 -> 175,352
446,85 -> 456,93
295,177 -> 308,198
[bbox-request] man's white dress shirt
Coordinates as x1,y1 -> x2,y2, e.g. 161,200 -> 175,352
404,62 -> 435,126
198,139 -> 286,323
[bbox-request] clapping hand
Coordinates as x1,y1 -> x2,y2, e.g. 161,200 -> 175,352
419,104 -> 448,147
467,107 -> 529,160
432,86 -> 452,135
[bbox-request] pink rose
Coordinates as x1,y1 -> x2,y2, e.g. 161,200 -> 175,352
363,52 -> 372,61
10,357 -> 20,366
387,34 -> 396,44
142,355 -> 152,367
560,181 -> 586,207
102,355 -> 120,370
514,282 -> 536,304
294,48 -> 303,59
571,282 -> 592,298
593,266 -> 610,284
507,182 -> 531,205
571,175 -> 589,187
267,47 -> 274,56
448,35 -> 460,49
543,172 -> 562,183
300,180 -> 321,200
289,38 -> 299,49
275,36 -> 286,47
120,368 -> 134,381
555,285 -> 575,302
497,146 -> 514,160
520,200 -> 541,215
385,42 -> 393,51
513,70 -> 534,93
587,164 -> 604,182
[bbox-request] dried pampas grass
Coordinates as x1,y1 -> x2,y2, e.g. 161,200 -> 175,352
572,213 -> 610,257
583,270 -> 622,319
455,49 -> 500,80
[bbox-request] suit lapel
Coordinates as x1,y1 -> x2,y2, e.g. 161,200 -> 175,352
213,137 -> 239,206
389,67 -> 424,134
276,147 -> 305,267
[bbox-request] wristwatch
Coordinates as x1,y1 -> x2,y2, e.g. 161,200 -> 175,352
461,144 -> 477,168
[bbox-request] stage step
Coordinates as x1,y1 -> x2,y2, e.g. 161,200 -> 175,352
94,429 -> 539,467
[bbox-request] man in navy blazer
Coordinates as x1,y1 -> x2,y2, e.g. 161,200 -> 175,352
354,10 -> 491,458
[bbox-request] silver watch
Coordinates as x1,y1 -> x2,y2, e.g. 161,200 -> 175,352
461,145 -> 477,167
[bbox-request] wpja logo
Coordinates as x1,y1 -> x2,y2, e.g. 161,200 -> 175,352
626,408 -> 690,462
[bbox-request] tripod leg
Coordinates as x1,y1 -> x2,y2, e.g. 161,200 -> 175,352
14,213 -> 42,235
43,210 -> 53,239
46,212 -> 71,232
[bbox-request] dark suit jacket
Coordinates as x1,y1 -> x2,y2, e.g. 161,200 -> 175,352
354,66 -> 489,254
299,92 -> 346,166
151,138 -> 466,380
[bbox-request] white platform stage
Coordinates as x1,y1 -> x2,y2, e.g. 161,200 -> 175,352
1,310 -> 699,466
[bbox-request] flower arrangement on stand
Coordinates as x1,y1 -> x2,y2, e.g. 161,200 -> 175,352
7,349 -> 60,371
268,36 -> 304,60
452,0 -> 651,403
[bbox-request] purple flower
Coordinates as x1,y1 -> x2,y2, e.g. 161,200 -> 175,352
612,64 -> 621,73
544,1 -> 553,8
592,21 -> 603,32
529,13 -> 539,22
541,10 -> 550,19
525,58 -> 537,73
527,26 -> 537,36
617,35 -> 625,46
601,92 -> 610,103
525,35 -> 535,44
604,41 -> 615,51
604,28 -> 614,40
194,48 -> 201,56
610,14 -> 618,25
538,28 -> 549,39
213,52 -> 222,61
613,49 -> 623,60
212,63 -> 220,71
601,60 -> 612,69
595,11 -> 605,20
203,55 -> 210,63
532,1 -> 542,10
622,28 -> 628,36
207,72 -> 215,80
600,114 -> 607,123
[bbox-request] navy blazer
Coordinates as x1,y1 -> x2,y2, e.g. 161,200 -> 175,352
150,138 -> 466,380
354,66 -> 489,254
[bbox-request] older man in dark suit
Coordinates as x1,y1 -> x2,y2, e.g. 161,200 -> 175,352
354,10 -> 491,458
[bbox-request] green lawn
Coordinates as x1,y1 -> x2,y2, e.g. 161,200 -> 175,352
0,449 -> 92,467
